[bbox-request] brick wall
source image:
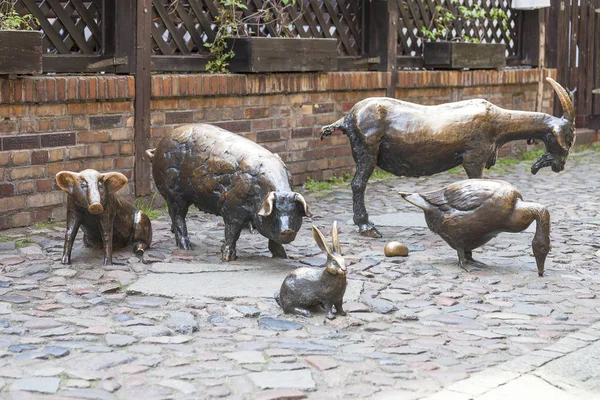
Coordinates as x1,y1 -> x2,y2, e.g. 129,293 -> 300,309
0,68 -> 556,229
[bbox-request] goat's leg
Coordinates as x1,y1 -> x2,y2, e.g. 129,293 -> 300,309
351,153 -> 380,238
462,154 -> 485,179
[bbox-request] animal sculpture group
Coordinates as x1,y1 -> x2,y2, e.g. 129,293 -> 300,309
56,78 -> 575,317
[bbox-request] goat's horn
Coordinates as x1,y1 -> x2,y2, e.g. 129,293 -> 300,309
546,77 -> 575,122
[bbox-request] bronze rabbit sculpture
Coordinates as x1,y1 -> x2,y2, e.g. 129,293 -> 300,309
276,221 -> 347,319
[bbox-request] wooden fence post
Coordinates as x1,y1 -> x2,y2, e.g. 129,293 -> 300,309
134,0 -> 152,197
365,0 -> 398,97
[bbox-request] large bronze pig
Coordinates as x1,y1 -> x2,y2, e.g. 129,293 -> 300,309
56,169 -> 152,265
320,78 -> 575,238
147,124 -> 311,261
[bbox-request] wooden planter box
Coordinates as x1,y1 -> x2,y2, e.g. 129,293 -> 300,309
226,37 -> 337,73
423,42 -> 506,70
0,30 -> 43,75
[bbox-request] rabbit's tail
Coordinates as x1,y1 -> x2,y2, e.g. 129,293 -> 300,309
274,291 -> 282,307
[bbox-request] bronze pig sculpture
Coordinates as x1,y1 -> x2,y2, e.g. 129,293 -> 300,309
147,124 -> 311,261
276,222 -> 347,319
56,169 -> 152,265
399,179 -> 550,276
320,77 -> 574,238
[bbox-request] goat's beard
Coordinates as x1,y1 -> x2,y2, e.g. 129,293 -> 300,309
531,152 -> 564,174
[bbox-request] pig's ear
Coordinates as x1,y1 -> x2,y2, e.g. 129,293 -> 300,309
312,225 -> 331,255
257,191 -> 276,217
55,171 -> 80,195
294,193 -> 312,217
102,172 -> 128,194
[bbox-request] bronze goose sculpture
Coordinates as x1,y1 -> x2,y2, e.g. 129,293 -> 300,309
399,179 -> 550,276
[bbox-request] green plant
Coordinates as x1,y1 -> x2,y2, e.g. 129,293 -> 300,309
205,0 -> 299,73
34,220 -> 55,229
370,170 -> 394,180
0,1 -> 38,31
15,237 -> 35,248
421,0 -> 509,43
135,194 -> 162,220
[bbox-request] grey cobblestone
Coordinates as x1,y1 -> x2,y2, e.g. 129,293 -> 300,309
1,150 -> 600,398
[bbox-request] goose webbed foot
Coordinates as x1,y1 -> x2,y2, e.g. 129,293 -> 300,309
465,251 -> 488,268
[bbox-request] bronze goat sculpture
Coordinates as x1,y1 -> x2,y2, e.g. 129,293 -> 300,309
320,78 -> 575,238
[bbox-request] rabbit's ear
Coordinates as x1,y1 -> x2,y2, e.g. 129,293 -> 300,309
312,225 -> 331,255
331,221 -> 341,255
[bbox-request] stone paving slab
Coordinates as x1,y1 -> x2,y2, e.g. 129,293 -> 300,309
1,150 -> 600,399
128,265 -> 364,301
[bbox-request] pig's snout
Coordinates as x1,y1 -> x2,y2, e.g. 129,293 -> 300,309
88,203 -> 104,215
278,229 -> 296,244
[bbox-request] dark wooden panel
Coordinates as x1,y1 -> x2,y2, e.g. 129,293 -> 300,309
520,10 -> 539,66
0,31 -> 43,75
135,0 -> 153,197
227,38 -> 337,73
151,56 -> 211,72
42,55 -> 109,73
423,42 -> 506,69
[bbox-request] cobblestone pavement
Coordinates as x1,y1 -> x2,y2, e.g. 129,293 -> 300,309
1,149 -> 600,399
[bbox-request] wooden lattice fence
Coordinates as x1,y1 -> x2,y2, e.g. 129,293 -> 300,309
149,0 -> 364,71
395,0 -> 520,66
6,0 -> 538,73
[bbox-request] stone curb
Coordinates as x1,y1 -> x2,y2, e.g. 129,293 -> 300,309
420,322 -> 600,400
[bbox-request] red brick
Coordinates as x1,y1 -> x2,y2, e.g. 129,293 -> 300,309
152,76 -> 162,97
117,77 -> 127,98
127,76 -> 135,97
88,77 -> 98,99
97,76 -> 106,98
78,131 -> 110,143
13,80 -> 23,102
48,161 -> 81,175
245,107 -> 269,119
162,76 -> 171,97
31,209 -> 52,224
103,143 -> 119,156
107,78 -> 117,98
179,75 -> 188,96
46,78 -> 56,102
0,183 -> 14,196
256,129 -> 281,143
36,179 -> 53,192
67,77 -> 78,100
31,150 -> 48,165
34,79 -> 45,102
56,78 -> 67,101
79,78 -> 87,99
115,156 -> 134,169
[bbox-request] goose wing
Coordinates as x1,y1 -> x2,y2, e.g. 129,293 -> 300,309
421,180 -> 507,212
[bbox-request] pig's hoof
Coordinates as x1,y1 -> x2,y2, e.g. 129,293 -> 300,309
268,240 -> 288,258
177,240 -> 192,251
133,243 -> 145,256
325,313 -> 336,320
358,224 -> 382,238
61,256 -> 71,265
221,249 -> 237,262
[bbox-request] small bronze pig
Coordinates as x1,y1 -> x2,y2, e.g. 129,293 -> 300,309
276,222 -> 347,319
147,123 -> 311,261
56,169 -> 152,265
399,179 -> 550,276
